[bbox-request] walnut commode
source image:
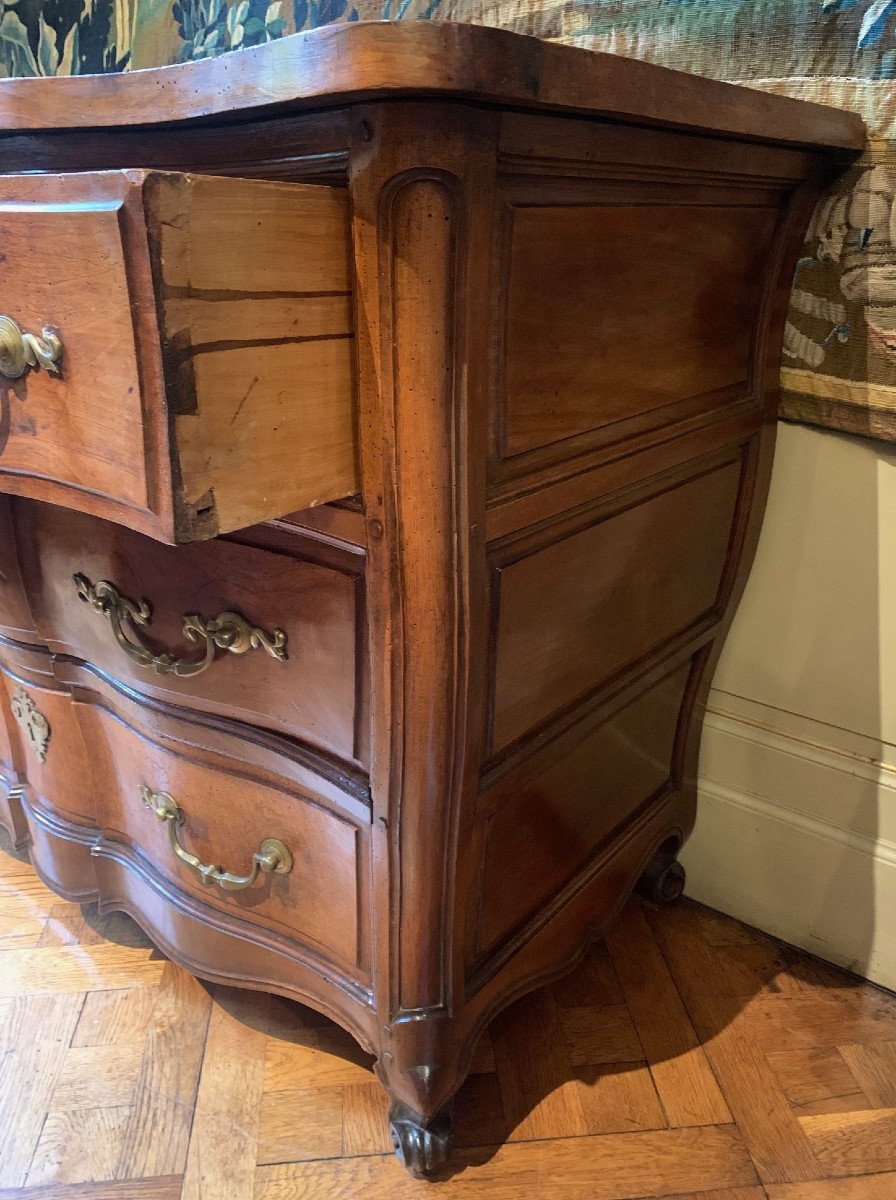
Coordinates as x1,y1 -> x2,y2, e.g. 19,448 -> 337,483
0,22 -> 864,1177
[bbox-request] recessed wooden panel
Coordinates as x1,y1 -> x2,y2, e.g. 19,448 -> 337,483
491,461 -> 741,752
20,502 -> 363,766
499,111 -> 819,182
500,203 -> 778,458
80,702 -> 361,967
477,665 -> 690,955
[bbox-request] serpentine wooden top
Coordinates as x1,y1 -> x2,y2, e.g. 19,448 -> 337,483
0,21 -> 865,149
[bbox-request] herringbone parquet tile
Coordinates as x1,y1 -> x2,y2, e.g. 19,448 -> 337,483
2,826 -> 896,1200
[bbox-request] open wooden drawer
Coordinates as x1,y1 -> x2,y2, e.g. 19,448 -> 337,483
0,171 -> 358,544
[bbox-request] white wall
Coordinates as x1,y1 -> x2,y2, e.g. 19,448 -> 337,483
684,420 -> 896,990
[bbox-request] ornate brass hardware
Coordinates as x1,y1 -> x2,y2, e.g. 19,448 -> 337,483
140,784 -> 293,891
10,684 -> 51,763
73,574 -> 287,678
0,315 -> 62,379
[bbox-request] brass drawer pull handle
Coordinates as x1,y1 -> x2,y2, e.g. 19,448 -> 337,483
141,784 -> 293,891
0,315 -> 63,378
73,573 -> 287,678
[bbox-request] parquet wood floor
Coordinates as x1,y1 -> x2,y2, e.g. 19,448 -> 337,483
2,828 -> 896,1200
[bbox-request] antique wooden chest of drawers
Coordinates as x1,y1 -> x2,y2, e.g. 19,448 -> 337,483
0,22 -> 864,1177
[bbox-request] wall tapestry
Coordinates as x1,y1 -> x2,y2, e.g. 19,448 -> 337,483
0,0 -> 891,442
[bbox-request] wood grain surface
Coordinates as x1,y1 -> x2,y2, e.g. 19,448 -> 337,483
0,23 -> 866,150
147,172 -> 358,539
500,203 -> 778,459
2,827 -> 896,1199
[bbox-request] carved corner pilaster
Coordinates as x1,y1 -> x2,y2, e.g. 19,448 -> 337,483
348,100 -> 498,1081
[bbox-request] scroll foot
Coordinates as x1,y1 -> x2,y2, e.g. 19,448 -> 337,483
388,1100 -> 453,1178
637,849 -> 686,906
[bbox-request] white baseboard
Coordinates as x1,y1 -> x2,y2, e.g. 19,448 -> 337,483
684,692 -> 896,993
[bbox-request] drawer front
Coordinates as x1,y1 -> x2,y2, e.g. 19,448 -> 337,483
20,501 -> 365,768
79,700 -> 364,970
0,187 -> 149,512
0,652 -> 97,828
0,170 -> 357,544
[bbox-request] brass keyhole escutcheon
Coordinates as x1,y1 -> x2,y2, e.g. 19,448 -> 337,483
10,685 -> 51,763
